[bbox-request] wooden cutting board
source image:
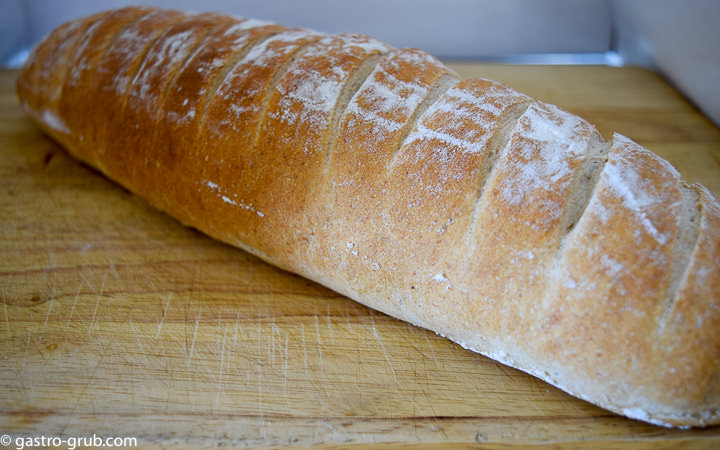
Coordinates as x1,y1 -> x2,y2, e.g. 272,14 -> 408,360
1,64 -> 719,448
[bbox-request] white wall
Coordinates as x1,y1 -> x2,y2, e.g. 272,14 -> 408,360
612,0 -> 720,127
0,0 -> 29,66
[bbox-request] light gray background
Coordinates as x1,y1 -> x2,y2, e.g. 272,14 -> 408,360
1,0 -> 718,125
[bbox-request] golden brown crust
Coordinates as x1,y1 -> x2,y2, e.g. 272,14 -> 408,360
17,6 -> 720,427
461,103 -> 603,347
59,7 -> 155,165
92,9 -> 190,183
657,184 -> 720,424
16,9 -> 112,149
188,27 -> 322,249
308,49 -> 459,297
255,34 -> 390,270
121,13 -> 234,199
16,10 -> 106,112
82,9 -> 189,170
532,135 -> 691,424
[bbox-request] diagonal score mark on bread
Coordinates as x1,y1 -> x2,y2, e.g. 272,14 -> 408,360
196,27 -> 285,139
658,183 -> 701,336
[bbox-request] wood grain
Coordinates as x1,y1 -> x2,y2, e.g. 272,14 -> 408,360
1,65 -> 719,448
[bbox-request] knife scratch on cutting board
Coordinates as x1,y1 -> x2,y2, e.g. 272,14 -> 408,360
41,291 -> 54,329
128,318 -> 146,354
232,311 -> 240,353
419,325 -> 442,369
186,310 -> 201,367
43,222 -> 57,278
283,333 -> 289,398
64,281 -> 83,329
216,312 -> 222,348
257,356 -> 265,417
274,323 -> 283,368
155,293 -> 173,338
4,301 -> 11,335
326,303 -> 335,345
87,272 -> 107,335
495,360 -> 517,381
269,323 -> 276,367
108,262 -> 120,280
64,349 -> 107,424
1,273 -> 12,309
20,332 -> 31,379
256,310 -> 263,365
300,323 -> 309,375
313,306 -> 323,366
369,310 -> 396,378
216,325 -> 227,403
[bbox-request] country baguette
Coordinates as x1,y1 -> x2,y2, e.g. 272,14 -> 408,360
16,6 -> 720,427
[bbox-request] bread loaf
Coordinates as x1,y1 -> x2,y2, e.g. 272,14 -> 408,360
16,6 -> 720,428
